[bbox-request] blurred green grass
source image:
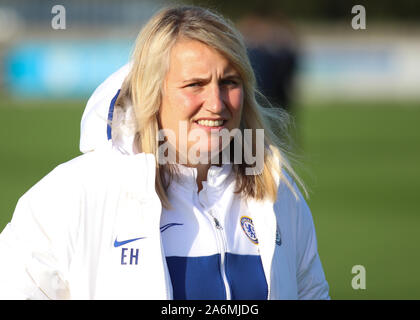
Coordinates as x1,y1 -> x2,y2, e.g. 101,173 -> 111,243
1,98 -> 420,299
295,101 -> 420,299
0,99 -> 85,229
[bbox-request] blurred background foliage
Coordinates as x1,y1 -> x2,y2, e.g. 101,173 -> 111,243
189,0 -> 420,22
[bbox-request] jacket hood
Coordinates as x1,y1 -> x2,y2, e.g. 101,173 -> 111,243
79,63 -> 132,154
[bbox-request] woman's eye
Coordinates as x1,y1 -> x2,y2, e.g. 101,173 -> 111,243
221,79 -> 238,86
186,82 -> 201,88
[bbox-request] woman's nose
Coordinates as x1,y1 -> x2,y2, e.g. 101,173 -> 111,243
204,83 -> 225,113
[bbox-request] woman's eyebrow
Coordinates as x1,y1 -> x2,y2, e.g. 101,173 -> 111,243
182,73 -> 241,83
182,76 -> 211,83
222,74 -> 241,81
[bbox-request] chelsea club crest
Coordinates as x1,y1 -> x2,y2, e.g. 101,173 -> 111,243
240,216 -> 258,244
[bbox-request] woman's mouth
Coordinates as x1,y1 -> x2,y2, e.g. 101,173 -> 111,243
195,119 -> 225,127
193,119 -> 226,131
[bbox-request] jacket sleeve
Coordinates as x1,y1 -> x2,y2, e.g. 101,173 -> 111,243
0,165 -> 82,299
294,188 -> 330,300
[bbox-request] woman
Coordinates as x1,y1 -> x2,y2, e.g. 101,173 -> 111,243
0,6 -> 329,299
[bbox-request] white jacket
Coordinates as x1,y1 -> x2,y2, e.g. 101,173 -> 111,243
0,65 -> 330,300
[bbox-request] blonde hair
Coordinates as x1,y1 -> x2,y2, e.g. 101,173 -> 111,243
115,5 -> 305,208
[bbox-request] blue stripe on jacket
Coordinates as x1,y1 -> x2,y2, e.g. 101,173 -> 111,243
166,253 -> 268,300
107,89 -> 120,140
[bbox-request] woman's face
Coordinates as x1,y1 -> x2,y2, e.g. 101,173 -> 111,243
159,38 -> 244,165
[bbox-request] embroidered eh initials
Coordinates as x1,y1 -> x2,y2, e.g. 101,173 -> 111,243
121,248 -> 139,265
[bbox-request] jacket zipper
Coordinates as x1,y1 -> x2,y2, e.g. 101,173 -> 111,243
208,209 -> 231,300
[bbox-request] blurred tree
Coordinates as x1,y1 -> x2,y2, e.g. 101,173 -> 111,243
185,0 -> 420,22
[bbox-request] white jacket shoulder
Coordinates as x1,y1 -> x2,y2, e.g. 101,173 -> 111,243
0,153 -> 92,299
0,144 -> 156,299
274,172 -> 330,299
